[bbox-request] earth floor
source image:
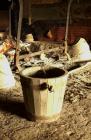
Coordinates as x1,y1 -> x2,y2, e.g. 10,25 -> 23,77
0,62 -> 91,140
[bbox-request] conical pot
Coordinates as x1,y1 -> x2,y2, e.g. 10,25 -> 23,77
69,38 -> 91,61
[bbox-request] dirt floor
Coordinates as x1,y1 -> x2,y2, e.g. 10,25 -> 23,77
0,61 -> 91,140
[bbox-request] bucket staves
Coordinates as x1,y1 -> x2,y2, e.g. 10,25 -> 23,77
20,67 -> 68,122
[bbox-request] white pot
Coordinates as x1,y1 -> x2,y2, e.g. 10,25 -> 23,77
0,54 -> 15,89
69,38 -> 91,61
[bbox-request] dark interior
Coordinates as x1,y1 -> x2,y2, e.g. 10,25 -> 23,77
0,0 -> 91,45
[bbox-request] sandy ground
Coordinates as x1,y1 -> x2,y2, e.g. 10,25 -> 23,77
0,62 -> 91,140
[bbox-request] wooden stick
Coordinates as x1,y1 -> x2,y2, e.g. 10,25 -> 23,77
73,59 -> 91,63
15,0 -> 23,70
19,46 -> 62,60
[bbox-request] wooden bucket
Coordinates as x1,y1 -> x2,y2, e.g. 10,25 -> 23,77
20,66 -> 68,122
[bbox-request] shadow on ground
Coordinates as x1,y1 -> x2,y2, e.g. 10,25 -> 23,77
0,93 -> 27,119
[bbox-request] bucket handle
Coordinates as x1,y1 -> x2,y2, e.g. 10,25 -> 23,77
39,82 -> 54,92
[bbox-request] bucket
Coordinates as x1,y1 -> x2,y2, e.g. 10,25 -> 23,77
69,38 -> 91,61
20,66 -> 68,122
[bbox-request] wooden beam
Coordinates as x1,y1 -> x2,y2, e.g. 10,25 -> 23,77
15,0 -> 23,70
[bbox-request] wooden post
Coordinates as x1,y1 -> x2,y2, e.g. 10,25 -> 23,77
28,0 -> 32,25
64,0 -> 73,60
9,5 -> 12,38
15,0 -> 23,70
